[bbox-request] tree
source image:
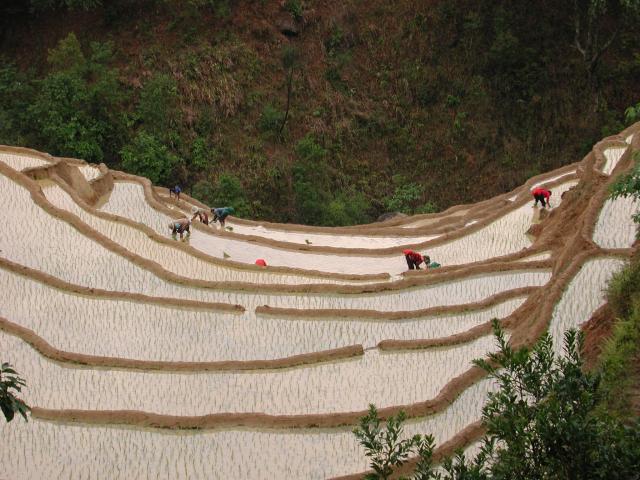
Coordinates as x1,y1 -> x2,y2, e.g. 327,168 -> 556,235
120,132 -> 178,185
28,33 -> 127,163
278,45 -> 300,136
136,73 -> 181,145
572,0 -> 640,83
192,173 -> 251,217
292,135 -> 331,224
0,362 -> 29,423
384,180 -> 424,214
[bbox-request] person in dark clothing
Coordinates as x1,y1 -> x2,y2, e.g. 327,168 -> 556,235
168,218 -> 191,239
403,249 -> 428,270
169,185 -> 182,201
211,207 -> 234,227
531,187 -> 552,208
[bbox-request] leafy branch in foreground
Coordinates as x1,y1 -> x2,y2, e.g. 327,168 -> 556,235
610,151 -> 640,224
355,320 -> 640,479
0,362 -> 30,422
353,405 -> 433,480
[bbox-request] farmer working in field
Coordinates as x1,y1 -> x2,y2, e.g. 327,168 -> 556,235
403,249 -> 428,270
531,187 -> 552,208
212,207 -> 234,227
168,218 -> 191,239
169,185 -> 182,201
191,206 -> 210,225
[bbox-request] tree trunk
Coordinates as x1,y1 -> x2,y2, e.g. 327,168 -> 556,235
279,69 -> 294,136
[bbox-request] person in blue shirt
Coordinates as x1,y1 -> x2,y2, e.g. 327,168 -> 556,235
211,207 -> 234,227
169,185 -> 182,201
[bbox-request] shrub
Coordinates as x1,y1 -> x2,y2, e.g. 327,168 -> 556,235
0,362 -> 29,423
189,136 -> 216,171
120,132 -> 178,185
293,135 -> 331,224
354,406 -> 436,480
415,202 -> 438,214
284,0 -> 303,21
0,62 -> 34,145
136,73 -> 180,142
609,152 -> 640,224
193,173 -> 251,217
356,320 -> 640,479
625,102 -> 640,124
598,256 -> 640,417
324,190 -> 371,226
27,33 -> 127,163
258,104 -> 285,135
384,183 -> 423,214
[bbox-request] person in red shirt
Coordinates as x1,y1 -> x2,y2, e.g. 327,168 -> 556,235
531,188 -> 552,208
403,249 -> 429,270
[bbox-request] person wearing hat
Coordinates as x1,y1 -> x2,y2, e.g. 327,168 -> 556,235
403,249 -> 428,270
168,218 -> 191,239
531,187 -> 552,208
211,207 -> 234,227
191,206 -> 210,225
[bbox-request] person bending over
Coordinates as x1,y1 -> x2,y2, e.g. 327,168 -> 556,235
168,218 -> 191,239
531,187 -> 552,208
403,249 -> 428,270
191,206 -> 210,225
211,207 -> 234,227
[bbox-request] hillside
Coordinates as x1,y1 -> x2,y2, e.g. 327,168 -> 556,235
0,121 -> 638,478
1,0 -> 639,225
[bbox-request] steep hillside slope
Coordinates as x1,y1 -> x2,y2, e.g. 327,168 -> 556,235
1,0 -> 639,225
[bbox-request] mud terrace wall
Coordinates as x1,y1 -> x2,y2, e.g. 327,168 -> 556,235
0,122 -> 639,480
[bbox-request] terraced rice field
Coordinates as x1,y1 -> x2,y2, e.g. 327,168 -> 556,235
0,123 -> 638,480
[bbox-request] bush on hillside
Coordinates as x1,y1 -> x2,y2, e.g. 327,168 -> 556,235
258,104 -> 285,136
27,33 -> 127,163
355,320 -> 640,479
120,132 -> 178,185
384,182 -> 424,214
192,173 -> 250,217
610,152 -> 640,224
292,135 -> 331,225
598,255 -> 640,417
136,73 -> 181,144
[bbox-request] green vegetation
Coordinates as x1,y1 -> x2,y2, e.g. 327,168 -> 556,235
192,173 -> 251,217
1,1 -> 639,225
120,132 -> 177,185
598,255 -> 640,418
355,321 -> 640,479
28,33 -> 126,163
354,406 -> 436,480
0,362 -> 29,423
610,152 -> 640,223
